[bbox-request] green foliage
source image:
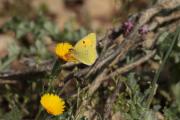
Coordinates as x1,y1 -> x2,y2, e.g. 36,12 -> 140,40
164,82 -> 180,120
2,16 -> 88,43
156,30 -> 180,63
164,103 -> 180,120
2,16 -> 59,39
114,73 -> 158,120
0,106 -> 22,120
0,42 -> 20,71
156,28 -> 180,82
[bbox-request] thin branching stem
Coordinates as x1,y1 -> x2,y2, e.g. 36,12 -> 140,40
146,27 -> 180,108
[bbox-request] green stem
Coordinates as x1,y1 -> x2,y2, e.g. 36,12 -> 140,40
146,27 -> 180,108
47,59 -> 62,92
35,59 -> 62,120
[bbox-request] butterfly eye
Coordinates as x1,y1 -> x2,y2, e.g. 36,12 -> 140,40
83,41 -> 85,44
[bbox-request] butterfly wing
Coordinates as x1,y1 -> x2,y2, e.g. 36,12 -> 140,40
73,33 -> 98,66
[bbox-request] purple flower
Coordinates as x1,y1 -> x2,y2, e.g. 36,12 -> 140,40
122,20 -> 134,36
139,25 -> 149,35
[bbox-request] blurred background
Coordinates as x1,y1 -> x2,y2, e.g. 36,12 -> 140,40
0,0 -> 150,31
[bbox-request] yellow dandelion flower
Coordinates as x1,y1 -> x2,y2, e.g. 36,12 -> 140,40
40,93 -> 65,116
55,42 -> 77,62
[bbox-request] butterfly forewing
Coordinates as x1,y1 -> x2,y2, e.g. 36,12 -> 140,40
73,33 -> 97,65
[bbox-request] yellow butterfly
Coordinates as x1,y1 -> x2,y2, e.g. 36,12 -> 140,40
71,33 -> 98,66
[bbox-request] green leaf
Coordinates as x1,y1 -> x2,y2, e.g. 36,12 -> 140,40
164,104 -> 180,120
0,42 -> 20,71
143,110 -> 158,120
172,82 -> 180,111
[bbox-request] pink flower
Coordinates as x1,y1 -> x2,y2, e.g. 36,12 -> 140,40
122,20 -> 134,36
